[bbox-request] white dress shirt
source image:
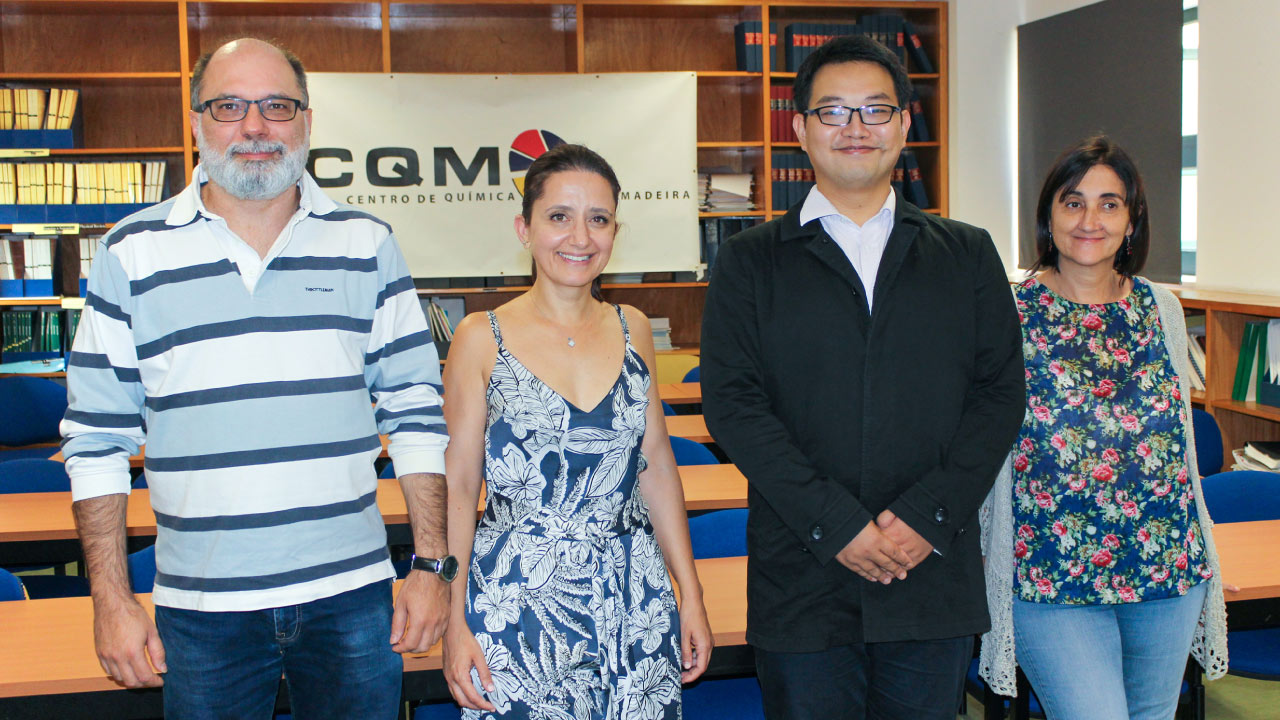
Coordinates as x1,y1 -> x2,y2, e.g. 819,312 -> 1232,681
798,185 -> 896,311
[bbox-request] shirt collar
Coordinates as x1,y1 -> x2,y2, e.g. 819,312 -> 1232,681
166,164 -> 337,225
798,184 -> 897,228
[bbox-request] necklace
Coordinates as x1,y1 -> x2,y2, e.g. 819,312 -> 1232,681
531,299 -> 594,349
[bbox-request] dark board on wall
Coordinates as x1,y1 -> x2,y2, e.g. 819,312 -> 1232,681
1018,0 -> 1182,281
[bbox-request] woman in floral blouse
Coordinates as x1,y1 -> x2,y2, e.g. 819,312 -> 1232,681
978,136 -> 1227,719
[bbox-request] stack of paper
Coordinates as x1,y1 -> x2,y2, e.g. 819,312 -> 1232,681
699,172 -> 756,213
650,317 -> 673,351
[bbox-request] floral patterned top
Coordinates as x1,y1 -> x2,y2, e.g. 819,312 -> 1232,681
1011,277 -> 1210,604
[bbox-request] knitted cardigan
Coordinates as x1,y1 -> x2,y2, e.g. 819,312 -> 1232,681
978,277 -> 1229,696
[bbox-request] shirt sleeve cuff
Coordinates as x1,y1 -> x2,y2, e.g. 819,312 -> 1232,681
68,467 -> 133,502
386,432 -> 447,477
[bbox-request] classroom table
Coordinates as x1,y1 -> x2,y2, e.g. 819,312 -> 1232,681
0,556 -> 748,716
658,382 -> 701,405
0,465 -> 748,564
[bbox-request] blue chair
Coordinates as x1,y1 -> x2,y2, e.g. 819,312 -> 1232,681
688,508 -> 747,560
0,458 -> 72,494
379,461 -> 397,479
0,568 -> 26,601
1199,471 -> 1280,524
0,376 -> 68,447
128,545 -> 156,593
683,675 -> 765,719
1191,408 -> 1223,478
1199,470 -> 1280,683
682,366 -> 701,383
662,400 -> 677,417
413,700 -> 462,719
670,436 -> 717,466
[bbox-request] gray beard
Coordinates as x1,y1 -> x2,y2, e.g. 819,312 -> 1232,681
196,126 -> 308,201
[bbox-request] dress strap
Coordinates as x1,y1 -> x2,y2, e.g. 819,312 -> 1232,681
613,304 -> 631,343
485,310 -> 505,349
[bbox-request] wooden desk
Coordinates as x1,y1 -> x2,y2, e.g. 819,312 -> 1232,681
0,557 -> 747,704
665,415 -> 712,443
659,383 -> 701,405
1212,519 -> 1280,602
1,466 -> 747,547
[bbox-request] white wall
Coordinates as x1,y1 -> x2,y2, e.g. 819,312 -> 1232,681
1194,2 -> 1280,294
946,0 -> 1101,270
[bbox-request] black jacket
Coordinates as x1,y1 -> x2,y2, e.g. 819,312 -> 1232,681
700,199 -> 1025,651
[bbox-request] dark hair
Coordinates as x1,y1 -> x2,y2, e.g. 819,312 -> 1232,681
190,38 -> 309,112
793,34 -> 912,114
1030,135 -> 1149,278
521,144 -> 622,302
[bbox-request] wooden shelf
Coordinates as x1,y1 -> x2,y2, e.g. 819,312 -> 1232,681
697,141 -> 764,148
1213,400 -> 1280,425
0,72 -> 181,81
700,211 -> 764,218
48,148 -> 184,156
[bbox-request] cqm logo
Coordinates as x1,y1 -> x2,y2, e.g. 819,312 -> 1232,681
508,129 -> 566,197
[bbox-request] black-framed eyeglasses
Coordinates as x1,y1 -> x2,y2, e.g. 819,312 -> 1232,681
199,96 -> 305,123
804,104 -> 901,127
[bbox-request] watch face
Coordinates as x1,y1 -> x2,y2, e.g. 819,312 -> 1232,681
440,555 -> 459,583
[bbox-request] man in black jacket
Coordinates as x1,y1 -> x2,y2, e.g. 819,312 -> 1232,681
701,35 -> 1024,719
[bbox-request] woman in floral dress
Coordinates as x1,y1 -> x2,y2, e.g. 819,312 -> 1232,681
978,136 -> 1227,719
440,143 -> 712,719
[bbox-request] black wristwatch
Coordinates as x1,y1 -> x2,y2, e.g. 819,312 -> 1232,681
410,554 -> 459,583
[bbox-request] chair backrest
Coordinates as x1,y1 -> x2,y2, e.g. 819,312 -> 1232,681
128,545 -> 157,594
379,461 -> 397,479
688,508 -> 748,559
661,401 -> 676,417
1192,408 -> 1224,478
682,365 -> 701,383
0,458 -> 72,494
0,568 -> 26,601
0,376 -> 68,446
1200,470 -> 1280,524
670,436 -> 717,466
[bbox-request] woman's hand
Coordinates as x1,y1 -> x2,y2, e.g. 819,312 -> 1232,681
679,596 -> 714,683
442,623 -> 497,712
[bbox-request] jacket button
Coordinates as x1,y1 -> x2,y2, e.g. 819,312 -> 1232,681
810,525 -> 824,541
934,507 -> 949,524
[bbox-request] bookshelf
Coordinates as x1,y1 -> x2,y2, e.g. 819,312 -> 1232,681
0,0 -> 949,344
1173,287 -> 1280,469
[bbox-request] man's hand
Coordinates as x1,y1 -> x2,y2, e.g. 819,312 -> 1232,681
876,509 -> 935,566
390,569 -> 450,654
835,521 -> 913,584
93,594 -> 166,688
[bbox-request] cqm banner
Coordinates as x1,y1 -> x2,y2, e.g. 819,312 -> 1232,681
304,73 -> 699,279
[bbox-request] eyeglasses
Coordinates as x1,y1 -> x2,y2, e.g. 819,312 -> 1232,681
199,96 -> 305,123
804,104 -> 901,127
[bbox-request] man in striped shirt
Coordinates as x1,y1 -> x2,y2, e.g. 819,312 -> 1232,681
61,38 -> 451,717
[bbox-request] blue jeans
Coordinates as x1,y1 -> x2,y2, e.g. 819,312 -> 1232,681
754,635 -> 972,720
155,579 -> 402,720
1012,582 -> 1207,720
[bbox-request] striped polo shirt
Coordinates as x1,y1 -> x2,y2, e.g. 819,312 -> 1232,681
61,166 -> 447,612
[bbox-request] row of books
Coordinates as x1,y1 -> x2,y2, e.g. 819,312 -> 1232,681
1233,318 -> 1280,407
0,161 -> 168,206
700,216 -> 761,276
0,237 -> 53,282
1231,441 -> 1280,473
770,150 -> 929,211
698,172 -> 755,213
0,308 -> 65,357
0,88 -> 79,131
769,85 -> 932,144
1185,325 -> 1208,392
735,17 -> 935,73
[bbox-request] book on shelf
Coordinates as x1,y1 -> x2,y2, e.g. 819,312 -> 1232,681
1186,327 -> 1208,392
699,216 -> 762,278
734,22 -> 778,72
906,88 -> 931,143
0,87 -> 78,131
902,20 -> 936,73
650,317 -> 673,352
1244,441 -> 1280,470
699,172 -> 755,214
1232,319 -> 1280,407
1,160 -> 166,207
1231,447 -> 1280,473
900,149 -> 930,209
771,85 -> 798,143
1,307 -> 63,358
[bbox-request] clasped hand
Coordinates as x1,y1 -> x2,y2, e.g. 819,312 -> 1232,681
834,511 -> 935,584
